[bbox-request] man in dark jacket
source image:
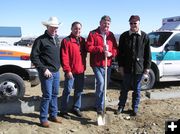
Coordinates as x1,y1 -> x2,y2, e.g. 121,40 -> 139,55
30,17 -> 61,127
115,15 -> 151,116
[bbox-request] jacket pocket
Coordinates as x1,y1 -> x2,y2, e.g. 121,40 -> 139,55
136,58 -> 144,73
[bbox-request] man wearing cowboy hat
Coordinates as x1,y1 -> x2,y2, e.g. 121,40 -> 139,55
30,16 -> 61,127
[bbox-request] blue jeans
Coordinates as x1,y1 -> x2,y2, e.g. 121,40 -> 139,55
61,73 -> 84,112
118,73 -> 143,112
38,71 -> 60,123
92,67 -> 111,112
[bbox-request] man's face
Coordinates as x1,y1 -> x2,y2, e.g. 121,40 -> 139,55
47,26 -> 58,36
129,19 -> 140,32
100,20 -> 110,33
71,23 -> 82,37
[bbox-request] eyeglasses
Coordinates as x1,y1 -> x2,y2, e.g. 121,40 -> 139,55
130,22 -> 137,25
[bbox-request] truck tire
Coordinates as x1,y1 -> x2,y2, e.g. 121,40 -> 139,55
0,73 -> 25,100
141,69 -> 155,90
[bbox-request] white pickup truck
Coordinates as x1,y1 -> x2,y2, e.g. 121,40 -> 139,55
0,27 -> 39,99
111,16 -> 180,90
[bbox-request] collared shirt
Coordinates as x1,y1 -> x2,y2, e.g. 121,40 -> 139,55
46,31 -> 58,46
129,30 -> 141,36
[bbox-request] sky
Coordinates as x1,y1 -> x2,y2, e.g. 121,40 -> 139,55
1,0 -> 180,37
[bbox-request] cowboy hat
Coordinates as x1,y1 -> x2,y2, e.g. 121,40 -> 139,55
42,16 -> 61,27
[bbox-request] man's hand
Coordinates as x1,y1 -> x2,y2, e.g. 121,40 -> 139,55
103,45 -> 109,51
66,72 -> 73,79
144,69 -> 150,74
44,69 -> 52,78
105,51 -> 112,57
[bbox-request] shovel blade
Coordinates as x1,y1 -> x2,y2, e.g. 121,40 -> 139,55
97,114 -> 105,126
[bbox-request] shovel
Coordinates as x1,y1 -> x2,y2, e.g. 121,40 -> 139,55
97,34 -> 108,126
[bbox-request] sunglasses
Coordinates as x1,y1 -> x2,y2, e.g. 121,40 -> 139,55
130,22 -> 137,25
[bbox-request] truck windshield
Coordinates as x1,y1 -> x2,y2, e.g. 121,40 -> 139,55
148,32 -> 172,48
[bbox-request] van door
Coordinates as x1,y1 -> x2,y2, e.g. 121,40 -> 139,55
163,33 -> 180,76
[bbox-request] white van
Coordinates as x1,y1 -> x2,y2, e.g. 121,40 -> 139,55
111,16 -> 180,90
0,27 -> 39,100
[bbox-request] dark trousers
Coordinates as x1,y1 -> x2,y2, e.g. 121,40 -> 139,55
118,73 -> 143,112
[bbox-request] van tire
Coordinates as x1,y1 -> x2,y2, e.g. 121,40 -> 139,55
0,73 -> 25,100
141,69 -> 155,90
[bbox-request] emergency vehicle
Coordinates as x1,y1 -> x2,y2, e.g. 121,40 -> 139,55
111,16 -> 180,90
0,27 -> 39,99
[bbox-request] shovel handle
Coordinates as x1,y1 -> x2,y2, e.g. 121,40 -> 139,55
103,34 -> 108,112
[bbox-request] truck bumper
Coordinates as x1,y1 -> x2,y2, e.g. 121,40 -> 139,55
26,68 -> 40,87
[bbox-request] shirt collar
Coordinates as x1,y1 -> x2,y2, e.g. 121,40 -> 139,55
129,30 -> 141,36
45,30 -> 56,39
69,33 -> 81,43
97,27 -> 110,36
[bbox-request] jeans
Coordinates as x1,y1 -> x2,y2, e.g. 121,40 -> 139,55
92,67 -> 111,112
118,73 -> 143,112
38,71 -> 60,123
61,73 -> 84,112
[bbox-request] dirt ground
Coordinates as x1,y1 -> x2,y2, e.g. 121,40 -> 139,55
0,67 -> 180,134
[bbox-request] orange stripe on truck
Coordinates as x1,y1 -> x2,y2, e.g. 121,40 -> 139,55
0,50 -> 30,57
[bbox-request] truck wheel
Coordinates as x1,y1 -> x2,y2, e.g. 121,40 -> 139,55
141,69 -> 155,90
0,73 -> 25,100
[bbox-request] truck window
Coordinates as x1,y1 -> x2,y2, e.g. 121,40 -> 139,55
168,33 -> 180,51
148,32 -> 172,48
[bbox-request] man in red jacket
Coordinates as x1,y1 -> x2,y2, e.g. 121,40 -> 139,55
86,15 -> 118,115
60,21 -> 87,119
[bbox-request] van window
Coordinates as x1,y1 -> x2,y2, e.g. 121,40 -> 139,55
148,32 -> 172,48
167,33 -> 180,51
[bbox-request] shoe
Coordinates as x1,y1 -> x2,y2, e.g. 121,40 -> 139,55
59,112 -> 71,119
40,121 -> 50,128
72,109 -> 83,117
114,107 -> 124,115
49,117 -> 62,123
130,111 -> 138,116
131,108 -> 138,116
97,111 -> 104,115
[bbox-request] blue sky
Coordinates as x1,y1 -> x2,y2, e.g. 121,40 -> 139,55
1,0 -> 180,37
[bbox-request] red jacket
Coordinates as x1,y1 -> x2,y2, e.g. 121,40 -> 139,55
86,27 -> 118,67
60,34 -> 87,74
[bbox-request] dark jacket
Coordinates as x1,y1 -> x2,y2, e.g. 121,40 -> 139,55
60,34 -> 87,74
30,30 -> 61,73
117,30 -> 151,74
